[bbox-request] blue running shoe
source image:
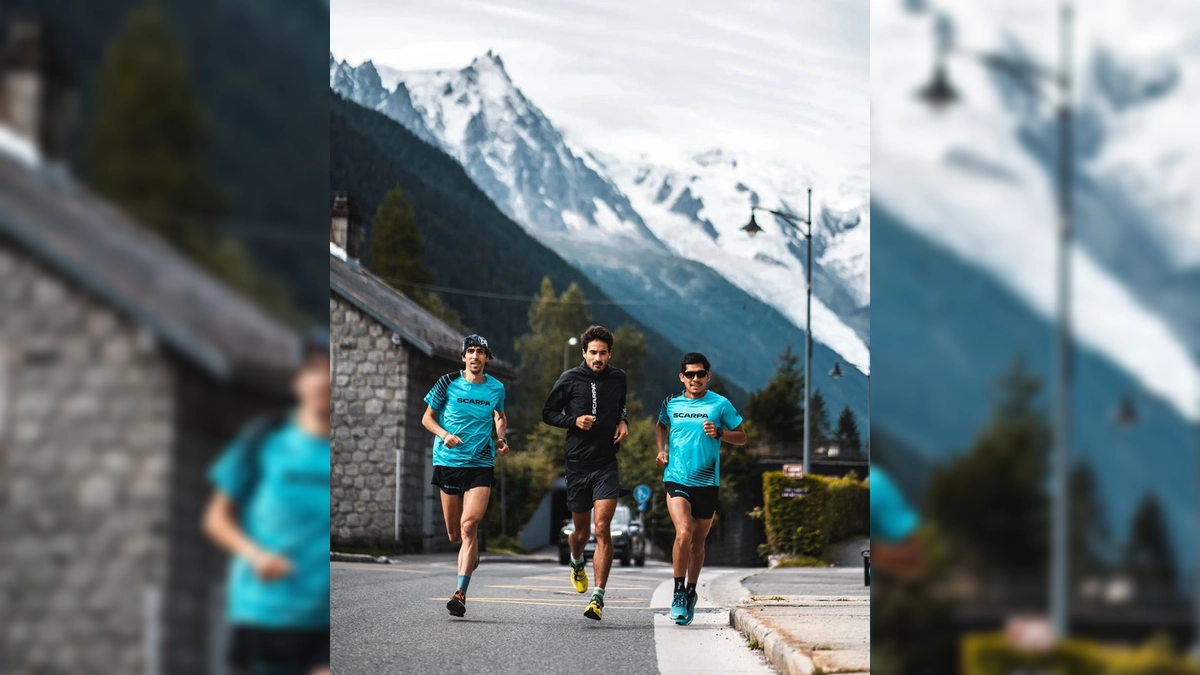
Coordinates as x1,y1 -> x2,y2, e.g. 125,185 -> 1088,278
670,590 -> 688,622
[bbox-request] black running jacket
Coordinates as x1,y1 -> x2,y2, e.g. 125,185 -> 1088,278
542,362 -> 628,470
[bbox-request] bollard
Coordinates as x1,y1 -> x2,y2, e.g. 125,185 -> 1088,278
862,549 -> 870,586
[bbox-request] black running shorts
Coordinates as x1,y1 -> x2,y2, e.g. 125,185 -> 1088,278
565,460 -> 622,513
230,626 -> 330,674
664,482 -> 720,520
431,465 -> 495,496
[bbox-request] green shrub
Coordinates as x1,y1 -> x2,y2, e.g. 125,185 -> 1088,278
761,472 -> 869,558
962,632 -> 1200,675
825,473 -> 869,543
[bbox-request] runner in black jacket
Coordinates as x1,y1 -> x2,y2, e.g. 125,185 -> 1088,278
542,325 -> 628,620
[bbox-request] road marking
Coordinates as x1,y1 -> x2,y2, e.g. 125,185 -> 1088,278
521,574 -> 664,587
428,597 -> 650,608
486,583 -> 656,592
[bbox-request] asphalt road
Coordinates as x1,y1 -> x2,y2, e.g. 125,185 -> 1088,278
331,554 -> 775,674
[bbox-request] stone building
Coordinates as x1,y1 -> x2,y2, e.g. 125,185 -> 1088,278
0,22 -> 299,675
329,196 -> 514,552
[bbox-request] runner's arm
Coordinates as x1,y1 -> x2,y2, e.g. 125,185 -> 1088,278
721,424 -> 747,446
203,492 -> 284,571
655,420 -> 669,453
422,405 -> 450,441
494,410 -> 508,442
541,374 -> 576,429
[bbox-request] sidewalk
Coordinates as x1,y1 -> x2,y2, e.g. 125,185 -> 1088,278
729,567 -> 870,675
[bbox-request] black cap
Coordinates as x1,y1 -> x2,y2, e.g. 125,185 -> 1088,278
302,328 -> 330,360
461,334 -> 492,359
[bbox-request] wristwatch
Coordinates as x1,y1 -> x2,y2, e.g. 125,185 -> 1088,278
714,427 -> 724,439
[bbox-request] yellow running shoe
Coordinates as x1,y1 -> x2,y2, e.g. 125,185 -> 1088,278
584,596 -> 603,620
570,560 -> 589,593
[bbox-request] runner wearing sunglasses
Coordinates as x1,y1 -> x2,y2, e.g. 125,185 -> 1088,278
655,352 -> 746,625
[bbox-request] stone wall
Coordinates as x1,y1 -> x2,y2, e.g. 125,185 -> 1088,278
0,238 -> 172,674
330,293 -> 461,552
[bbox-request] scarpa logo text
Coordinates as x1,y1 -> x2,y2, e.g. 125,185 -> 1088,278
673,412 -> 708,419
457,398 -> 491,405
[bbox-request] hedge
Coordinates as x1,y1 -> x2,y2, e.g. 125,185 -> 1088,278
963,632 -> 1200,675
761,472 -> 869,557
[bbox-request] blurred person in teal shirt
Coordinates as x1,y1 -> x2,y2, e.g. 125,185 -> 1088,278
869,466 -> 925,580
203,330 -> 331,675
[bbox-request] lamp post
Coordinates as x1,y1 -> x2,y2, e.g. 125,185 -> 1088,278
830,361 -> 870,464
563,336 -> 579,373
743,188 -> 815,475
917,4 -> 1074,638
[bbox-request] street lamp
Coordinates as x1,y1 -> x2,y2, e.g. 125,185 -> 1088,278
830,361 -> 870,464
563,336 -> 579,373
743,188 -> 816,475
917,4 -> 1074,638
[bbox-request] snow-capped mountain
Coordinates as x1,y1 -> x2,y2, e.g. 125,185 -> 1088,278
330,51 -> 872,382
872,0 -> 1200,565
599,150 -> 871,349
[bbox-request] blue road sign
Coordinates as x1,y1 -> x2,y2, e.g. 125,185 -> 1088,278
634,484 -> 651,502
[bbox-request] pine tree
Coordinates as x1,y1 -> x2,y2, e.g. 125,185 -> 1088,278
1069,461 -> 1110,581
367,186 -> 432,289
834,406 -> 861,454
809,390 -> 833,446
746,345 -> 804,445
85,4 -> 306,323
925,357 -> 1050,575
87,4 -> 227,246
512,278 -> 593,434
1125,494 -> 1178,600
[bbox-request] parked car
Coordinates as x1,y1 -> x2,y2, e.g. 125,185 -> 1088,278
558,504 -> 646,567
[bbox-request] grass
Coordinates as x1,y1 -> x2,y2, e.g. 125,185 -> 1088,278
813,644 -> 834,651
769,596 -> 785,601
748,639 -> 762,651
775,554 -> 828,568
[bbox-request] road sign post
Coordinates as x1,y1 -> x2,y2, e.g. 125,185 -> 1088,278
634,484 -> 651,512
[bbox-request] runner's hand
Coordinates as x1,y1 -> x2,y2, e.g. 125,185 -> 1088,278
656,450 -> 669,468
249,551 -> 292,581
496,439 -> 510,456
575,415 -> 596,430
614,420 -> 629,443
703,421 -> 719,438
443,433 -> 463,448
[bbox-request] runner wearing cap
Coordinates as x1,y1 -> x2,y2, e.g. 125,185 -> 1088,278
421,334 -> 509,617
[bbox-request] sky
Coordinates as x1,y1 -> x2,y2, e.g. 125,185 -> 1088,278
330,0 -> 868,185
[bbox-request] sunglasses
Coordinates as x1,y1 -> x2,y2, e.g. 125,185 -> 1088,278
681,370 -> 709,379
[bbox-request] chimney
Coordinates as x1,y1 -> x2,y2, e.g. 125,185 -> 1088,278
0,18 -> 74,161
330,192 -> 363,259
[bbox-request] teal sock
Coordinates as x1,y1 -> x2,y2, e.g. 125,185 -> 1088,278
592,587 -> 605,605
457,574 -> 470,594
570,554 -> 584,568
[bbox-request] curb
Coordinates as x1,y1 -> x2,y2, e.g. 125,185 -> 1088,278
729,607 -> 817,675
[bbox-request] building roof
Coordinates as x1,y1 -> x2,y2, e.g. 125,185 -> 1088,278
330,250 -> 516,380
0,153 -> 300,388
